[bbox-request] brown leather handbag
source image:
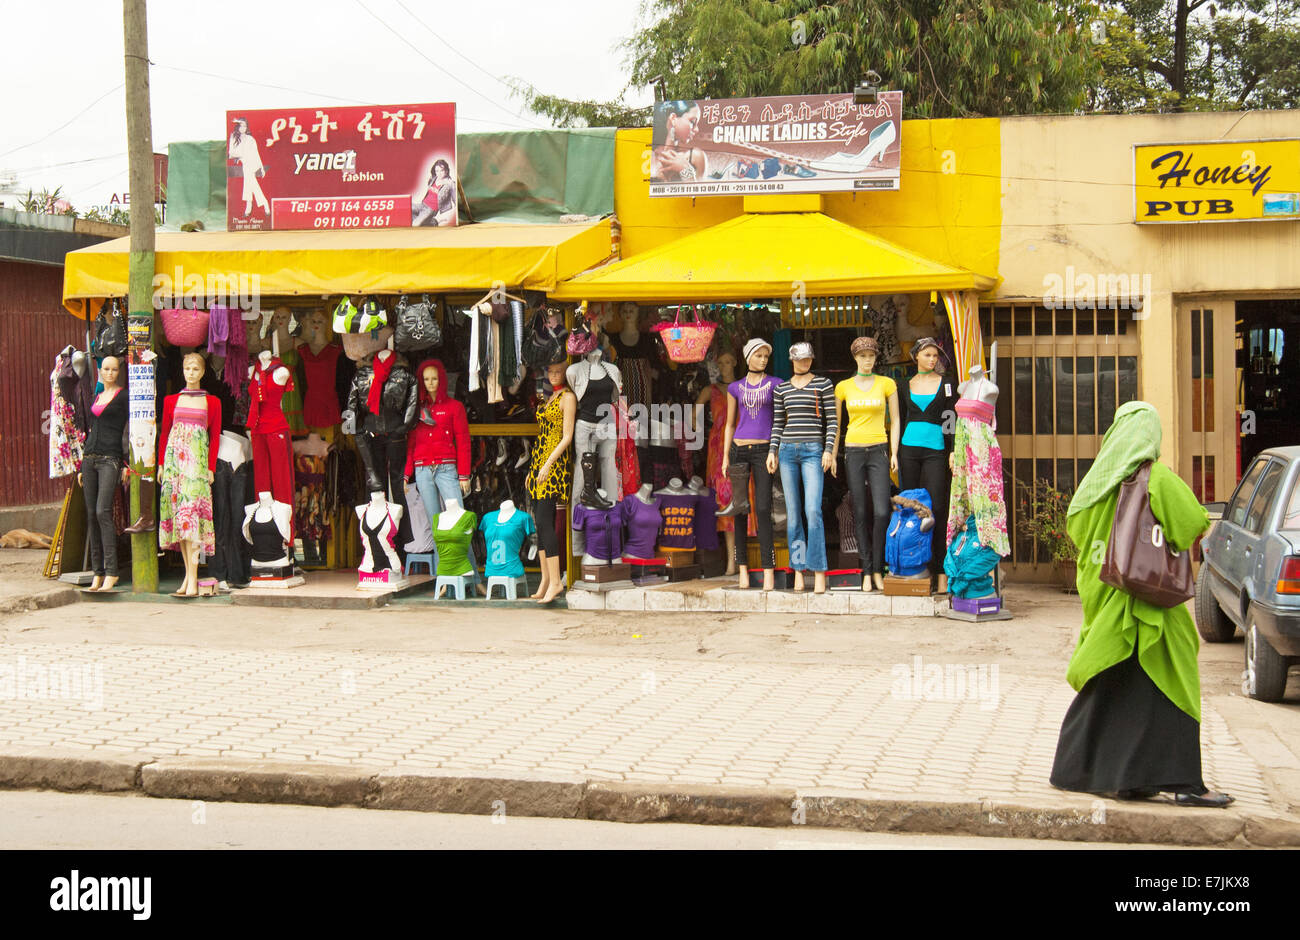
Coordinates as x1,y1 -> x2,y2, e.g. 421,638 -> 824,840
1100,462 -> 1195,607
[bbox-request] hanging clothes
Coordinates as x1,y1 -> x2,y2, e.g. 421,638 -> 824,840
705,384 -> 733,533
49,354 -> 84,479
466,306 -> 482,392
300,343 -> 343,429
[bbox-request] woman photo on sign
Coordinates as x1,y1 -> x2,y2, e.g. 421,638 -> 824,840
413,158 -> 457,227
651,100 -> 706,183
228,117 -> 270,219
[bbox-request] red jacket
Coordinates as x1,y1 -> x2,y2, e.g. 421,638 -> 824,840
404,358 -> 470,480
159,392 -> 222,473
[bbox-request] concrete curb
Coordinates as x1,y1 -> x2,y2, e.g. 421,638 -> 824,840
2,750 -> 1296,846
0,586 -> 79,617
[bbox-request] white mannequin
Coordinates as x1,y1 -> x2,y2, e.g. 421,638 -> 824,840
497,499 -> 516,523
619,303 -> 640,346
242,491 -> 293,568
356,491 -> 403,574
635,483 -> 655,504
293,432 -> 329,458
70,348 -> 88,377
437,497 -> 466,529
219,430 -> 252,470
655,477 -> 690,495
958,364 -> 999,407
686,475 -> 706,494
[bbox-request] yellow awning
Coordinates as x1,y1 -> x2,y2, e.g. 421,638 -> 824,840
62,219 -> 612,317
549,212 -> 995,302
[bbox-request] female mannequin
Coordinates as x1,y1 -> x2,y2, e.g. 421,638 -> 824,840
610,303 -> 656,411
479,499 -> 536,584
719,338 -> 781,591
404,358 -> 472,575
696,351 -> 738,574
247,340 -> 296,524
356,490 -> 404,574
77,356 -> 128,592
899,338 -> 958,593
653,477 -> 699,553
526,357 -> 576,604
431,498 -> 478,595
347,344 -> 417,518
831,336 -> 899,593
567,319 -> 622,516
267,306 -> 306,433
769,342 -> 837,594
947,364 -> 1010,557
297,309 -> 343,430
573,493 -> 623,565
159,353 -> 222,597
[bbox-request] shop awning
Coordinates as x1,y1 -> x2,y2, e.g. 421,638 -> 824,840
549,212 -> 995,302
62,219 -> 613,316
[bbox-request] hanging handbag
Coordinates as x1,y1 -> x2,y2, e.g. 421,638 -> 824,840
651,305 -> 718,363
92,301 -> 128,359
393,293 -> 442,351
566,315 -> 598,356
523,308 -> 568,368
1099,462 -> 1195,608
489,300 -> 512,323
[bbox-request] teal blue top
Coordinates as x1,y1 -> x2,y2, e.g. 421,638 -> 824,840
901,392 -> 944,449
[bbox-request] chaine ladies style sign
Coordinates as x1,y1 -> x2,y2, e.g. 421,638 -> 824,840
648,92 -> 902,198
225,102 -> 456,231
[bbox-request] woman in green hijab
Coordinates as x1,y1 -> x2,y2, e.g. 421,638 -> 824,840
1049,401 -> 1232,807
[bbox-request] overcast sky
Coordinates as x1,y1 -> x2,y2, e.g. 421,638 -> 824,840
0,0 -> 650,210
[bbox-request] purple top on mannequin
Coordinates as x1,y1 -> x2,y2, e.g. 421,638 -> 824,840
619,495 -> 662,559
728,374 -> 781,440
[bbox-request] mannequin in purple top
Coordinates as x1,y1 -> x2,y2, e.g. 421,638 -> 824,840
718,338 -> 782,591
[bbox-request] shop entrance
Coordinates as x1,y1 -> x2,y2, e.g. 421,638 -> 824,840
1236,298 -> 1300,471
1177,301 -> 1236,502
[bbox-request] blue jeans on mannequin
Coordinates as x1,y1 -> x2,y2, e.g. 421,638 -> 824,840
415,462 -> 478,581
777,441 -> 828,572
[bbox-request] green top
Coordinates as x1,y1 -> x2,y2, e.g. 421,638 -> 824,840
1065,460 -> 1209,721
430,510 -> 478,577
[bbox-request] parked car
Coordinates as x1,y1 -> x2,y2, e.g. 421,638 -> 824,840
1196,446 -> 1300,702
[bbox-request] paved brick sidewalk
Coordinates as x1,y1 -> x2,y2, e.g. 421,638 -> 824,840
0,641 -> 1274,812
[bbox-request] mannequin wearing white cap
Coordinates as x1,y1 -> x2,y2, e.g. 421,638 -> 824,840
695,351 -> 738,575
718,338 -> 781,591
768,341 -> 836,594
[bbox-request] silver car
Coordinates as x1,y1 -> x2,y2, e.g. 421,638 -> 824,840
1196,445 -> 1300,702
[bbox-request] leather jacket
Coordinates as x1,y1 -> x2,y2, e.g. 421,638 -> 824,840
347,358 -> 418,435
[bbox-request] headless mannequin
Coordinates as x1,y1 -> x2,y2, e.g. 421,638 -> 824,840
243,490 -> 293,569
655,477 -> 688,495
356,490 -> 403,574
579,488 -> 620,566
567,330 -> 621,511
433,497 -> 483,595
255,346 -> 292,388
498,499 -> 515,522
636,482 -> 654,503
721,344 -> 776,591
696,354 -> 738,575
957,365 -> 999,408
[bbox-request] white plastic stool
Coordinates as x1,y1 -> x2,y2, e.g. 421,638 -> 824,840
486,574 -> 529,600
434,574 -> 473,600
405,553 -> 435,576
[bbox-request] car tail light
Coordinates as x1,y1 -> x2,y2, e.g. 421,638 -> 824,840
1278,557 -> 1300,594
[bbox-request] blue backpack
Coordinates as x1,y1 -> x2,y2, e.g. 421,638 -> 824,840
885,488 -> 934,577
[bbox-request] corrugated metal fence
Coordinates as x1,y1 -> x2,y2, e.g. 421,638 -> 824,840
0,261 -> 90,507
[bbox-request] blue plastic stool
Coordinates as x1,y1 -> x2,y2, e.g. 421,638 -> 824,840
405,553 -> 435,576
434,574 -> 473,600
486,574 -> 529,600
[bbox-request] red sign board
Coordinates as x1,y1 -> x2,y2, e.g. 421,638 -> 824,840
225,102 -> 456,231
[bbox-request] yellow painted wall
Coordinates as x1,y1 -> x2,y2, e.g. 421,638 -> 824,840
995,110 -> 1300,464
613,119 -> 1002,280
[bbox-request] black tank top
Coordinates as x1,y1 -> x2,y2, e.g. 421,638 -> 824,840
248,515 -> 285,563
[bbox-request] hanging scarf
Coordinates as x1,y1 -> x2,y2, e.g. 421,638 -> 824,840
367,352 -> 395,415
1068,401 -> 1163,517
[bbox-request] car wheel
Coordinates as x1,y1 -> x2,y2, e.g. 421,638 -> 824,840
1194,565 -> 1236,642
1245,622 -> 1290,703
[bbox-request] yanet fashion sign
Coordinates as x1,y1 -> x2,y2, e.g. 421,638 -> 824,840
1134,138 -> 1300,222
649,92 -> 902,197
225,102 -> 456,231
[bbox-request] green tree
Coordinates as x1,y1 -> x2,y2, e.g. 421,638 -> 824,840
1088,0 -> 1300,111
515,0 -> 1101,123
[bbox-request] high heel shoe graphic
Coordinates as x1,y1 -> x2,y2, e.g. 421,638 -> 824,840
861,120 -> 895,166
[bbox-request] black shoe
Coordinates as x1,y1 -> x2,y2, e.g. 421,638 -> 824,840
1175,791 -> 1234,808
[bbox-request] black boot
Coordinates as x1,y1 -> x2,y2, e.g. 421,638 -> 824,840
715,461 -> 751,517
579,452 -> 613,509
123,477 -> 157,533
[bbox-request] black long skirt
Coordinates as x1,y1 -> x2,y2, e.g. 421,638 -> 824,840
1050,639 -> 1207,796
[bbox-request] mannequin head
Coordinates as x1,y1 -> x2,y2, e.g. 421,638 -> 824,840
717,352 -> 737,384
546,359 -> 568,391
99,356 -> 122,388
743,338 -> 772,374
619,303 -> 639,335
299,309 -> 330,349
912,337 -> 944,375
789,341 -> 814,376
850,336 -> 878,375
182,352 -> 206,388
415,358 -> 449,406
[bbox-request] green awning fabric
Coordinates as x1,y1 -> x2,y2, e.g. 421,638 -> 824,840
162,141 -> 226,232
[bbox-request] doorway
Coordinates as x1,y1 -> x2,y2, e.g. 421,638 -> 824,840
1237,299 -> 1300,469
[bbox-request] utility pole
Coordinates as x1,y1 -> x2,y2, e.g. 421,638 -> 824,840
123,0 -> 158,593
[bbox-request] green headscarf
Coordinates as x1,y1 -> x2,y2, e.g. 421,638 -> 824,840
1068,401 -> 1163,517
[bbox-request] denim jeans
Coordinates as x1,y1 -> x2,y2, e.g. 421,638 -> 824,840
81,456 -> 121,577
844,444 -> 892,575
728,442 -> 775,568
415,463 -> 478,581
777,441 -> 828,572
